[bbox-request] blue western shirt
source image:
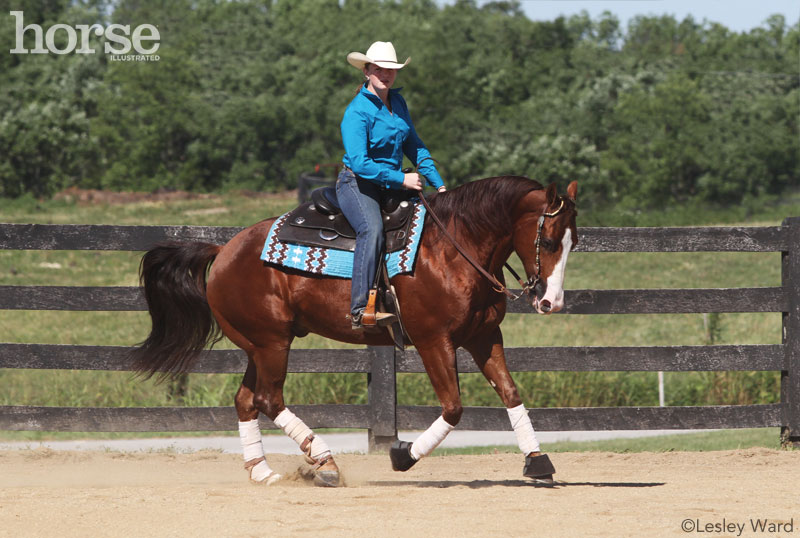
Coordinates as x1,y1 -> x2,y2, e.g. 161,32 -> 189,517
341,85 -> 444,190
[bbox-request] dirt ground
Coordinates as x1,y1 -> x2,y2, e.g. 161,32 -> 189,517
1,448 -> 798,538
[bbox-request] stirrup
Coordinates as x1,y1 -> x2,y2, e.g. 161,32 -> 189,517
361,289 -> 379,326
361,290 -> 397,328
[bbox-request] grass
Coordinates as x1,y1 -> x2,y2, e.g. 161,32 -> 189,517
432,428 -> 784,455
0,188 -> 796,442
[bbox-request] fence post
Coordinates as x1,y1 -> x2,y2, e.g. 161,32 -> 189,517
781,217 -> 800,448
367,345 -> 397,452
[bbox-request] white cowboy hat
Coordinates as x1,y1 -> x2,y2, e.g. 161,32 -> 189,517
347,41 -> 410,70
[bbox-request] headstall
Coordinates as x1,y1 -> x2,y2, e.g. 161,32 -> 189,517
504,198 -> 567,300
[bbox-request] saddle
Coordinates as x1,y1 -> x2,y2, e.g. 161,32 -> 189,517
277,186 -> 417,253
277,186 -> 416,350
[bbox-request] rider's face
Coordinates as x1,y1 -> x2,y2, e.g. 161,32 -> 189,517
364,64 -> 397,92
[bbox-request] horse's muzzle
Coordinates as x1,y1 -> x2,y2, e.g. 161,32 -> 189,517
533,295 -> 563,314
532,282 -> 554,314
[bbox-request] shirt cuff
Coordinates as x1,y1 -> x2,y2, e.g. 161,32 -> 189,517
383,169 -> 405,188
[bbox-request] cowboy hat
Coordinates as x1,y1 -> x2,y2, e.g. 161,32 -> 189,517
347,41 -> 410,70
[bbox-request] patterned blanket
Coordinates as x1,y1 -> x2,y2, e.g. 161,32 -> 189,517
260,202 -> 426,278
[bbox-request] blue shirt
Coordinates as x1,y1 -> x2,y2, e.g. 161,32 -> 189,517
341,85 -> 444,190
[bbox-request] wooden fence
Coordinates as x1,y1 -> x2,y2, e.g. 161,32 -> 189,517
1,217 -> 798,450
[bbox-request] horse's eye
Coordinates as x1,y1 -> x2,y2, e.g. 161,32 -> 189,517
540,238 -> 557,252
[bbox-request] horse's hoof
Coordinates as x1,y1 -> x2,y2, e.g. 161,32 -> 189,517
314,470 -> 340,487
313,457 -> 340,487
390,440 -> 417,472
530,475 -> 555,487
523,453 -> 556,484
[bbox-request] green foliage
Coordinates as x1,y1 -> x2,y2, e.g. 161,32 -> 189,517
1,2 -> 797,207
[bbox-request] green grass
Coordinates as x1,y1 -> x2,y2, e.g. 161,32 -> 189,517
0,189 -> 795,441
432,428 -> 784,455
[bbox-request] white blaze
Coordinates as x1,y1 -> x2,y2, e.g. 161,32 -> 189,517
537,228 -> 573,313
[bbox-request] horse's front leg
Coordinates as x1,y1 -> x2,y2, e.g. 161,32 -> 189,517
464,327 -> 556,485
390,339 -> 461,472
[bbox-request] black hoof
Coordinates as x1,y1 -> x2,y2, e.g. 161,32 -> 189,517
529,475 -> 555,488
390,440 -> 417,472
523,453 -> 556,481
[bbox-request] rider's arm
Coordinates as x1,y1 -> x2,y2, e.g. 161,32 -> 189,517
397,98 -> 444,190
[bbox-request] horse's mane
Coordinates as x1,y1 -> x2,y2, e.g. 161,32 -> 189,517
426,176 -> 543,239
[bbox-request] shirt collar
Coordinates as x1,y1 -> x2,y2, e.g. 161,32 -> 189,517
359,84 -> 403,106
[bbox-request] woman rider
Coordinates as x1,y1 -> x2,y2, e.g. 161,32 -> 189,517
338,41 -> 446,330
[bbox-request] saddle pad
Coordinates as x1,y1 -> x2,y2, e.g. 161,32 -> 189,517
261,202 -> 426,279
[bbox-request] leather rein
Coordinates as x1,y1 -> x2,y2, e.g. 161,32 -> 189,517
411,160 -> 567,301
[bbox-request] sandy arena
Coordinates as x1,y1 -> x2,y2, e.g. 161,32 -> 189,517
1,448 -> 798,537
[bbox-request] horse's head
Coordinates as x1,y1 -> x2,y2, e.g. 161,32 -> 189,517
512,181 -> 578,314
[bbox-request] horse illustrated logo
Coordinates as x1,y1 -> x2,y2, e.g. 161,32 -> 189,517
8,10 -> 160,59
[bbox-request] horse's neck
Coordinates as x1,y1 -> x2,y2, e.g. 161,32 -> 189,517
486,235 -> 515,275
430,221 -> 513,277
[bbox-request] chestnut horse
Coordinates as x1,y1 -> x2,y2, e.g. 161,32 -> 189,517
131,176 -> 578,487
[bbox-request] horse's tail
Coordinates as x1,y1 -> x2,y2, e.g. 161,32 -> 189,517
130,241 -> 222,381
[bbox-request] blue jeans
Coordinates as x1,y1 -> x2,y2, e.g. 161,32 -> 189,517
336,169 -> 385,317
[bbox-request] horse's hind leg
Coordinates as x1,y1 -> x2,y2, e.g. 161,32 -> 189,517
248,341 -> 341,488
226,321 -> 340,487
464,328 -> 556,485
235,358 -> 282,485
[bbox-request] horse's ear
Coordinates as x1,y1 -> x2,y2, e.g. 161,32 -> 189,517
546,183 -> 558,206
567,180 -> 578,202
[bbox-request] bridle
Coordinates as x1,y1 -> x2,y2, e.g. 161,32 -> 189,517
411,158 -> 569,302
503,198 -> 566,301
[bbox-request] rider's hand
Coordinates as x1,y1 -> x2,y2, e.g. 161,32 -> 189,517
437,186 -> 446,193
403,173 -> 423,191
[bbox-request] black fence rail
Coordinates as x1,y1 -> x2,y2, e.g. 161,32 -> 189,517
1,218 -> 798,450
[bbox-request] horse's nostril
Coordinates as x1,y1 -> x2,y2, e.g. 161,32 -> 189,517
540,300 -> 551,312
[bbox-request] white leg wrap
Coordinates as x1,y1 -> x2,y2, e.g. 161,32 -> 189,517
410,416 -> 455,461
238,419 -> 279,483
507,404 -> 540,454
273,408 -> 331,461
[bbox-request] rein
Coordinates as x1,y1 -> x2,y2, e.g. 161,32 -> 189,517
411,159 -> 566,301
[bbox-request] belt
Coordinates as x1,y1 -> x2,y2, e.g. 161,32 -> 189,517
341,164 -> 396,190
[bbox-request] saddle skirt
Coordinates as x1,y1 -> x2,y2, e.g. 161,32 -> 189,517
261,187 -> 427,279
